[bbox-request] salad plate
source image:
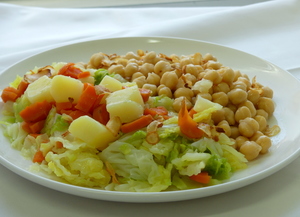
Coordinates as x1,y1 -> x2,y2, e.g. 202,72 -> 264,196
0,36 -> 300,203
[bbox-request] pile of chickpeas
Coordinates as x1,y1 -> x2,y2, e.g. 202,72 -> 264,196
83,50 -> 279,161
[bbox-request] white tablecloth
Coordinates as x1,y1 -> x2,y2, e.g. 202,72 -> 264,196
0,0 -> 300,216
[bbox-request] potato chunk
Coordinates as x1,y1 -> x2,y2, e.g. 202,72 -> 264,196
25,75 -> 54,103
69,115 -> 116,150
50,75 -> 84,103
106,86 -> 144,123
99,75 -> 123,92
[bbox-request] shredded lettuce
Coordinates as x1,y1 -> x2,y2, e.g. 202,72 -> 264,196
147,95 -> 174,111
94,69 -> 109,85
204,154 -> 232,180
9,75 -> 23,88
13,95 -> 31,122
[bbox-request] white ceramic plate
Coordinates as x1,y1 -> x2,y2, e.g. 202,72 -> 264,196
0,37 -> 300,203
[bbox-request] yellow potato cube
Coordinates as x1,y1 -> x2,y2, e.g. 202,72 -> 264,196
106,86 -> 144,123
25,75 -> 54,103
50,75 -> 84,103
68,115 -> 116,150
100,75 -> 123,92
193,94 -> 222,113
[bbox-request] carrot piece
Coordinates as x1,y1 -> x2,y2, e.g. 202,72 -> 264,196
120,114 -> 153,134
58,63 -> 83,79
20,100 -> 52,123
144,106 -> 168,117
189,108 -> 197,118
78,71 -> 91,79
178,100 -> 203,139
56,101 -> 74,113
55,141 -> 64,149
17,79 -> 29,95
190,172 -> 211,184
75,83 -> 98,113
33,150 -> 45,163
62,109 -> 90,120
139,88 -> 151,102
1,86 -> 19,102
22,120 -> 46,134
92,104 -> 110,125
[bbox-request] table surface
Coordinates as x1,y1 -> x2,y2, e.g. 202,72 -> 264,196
0,1 -> 299,217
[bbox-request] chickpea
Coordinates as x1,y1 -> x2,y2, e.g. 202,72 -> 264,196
154,60 -> 172,76
198,92 -> 212,101
230,126 -> 240,139
231,80 -> 247,91
237,77 -> 251,90
227,103 -> 237,113
124,63 -> 139,78
205,60 -> 222,70
235,136 -> 249,150
217,120 -> 231,137
239,141 -> 262,161
203,53 -> 217,62
173,96 -> 192,112
222,67 -> 235,84
250,131 -> 264,141
140,63 -> 154,76
233,70 -> 242,82
223,107 -> 235,125
238,117 -> 259,138
108,64 -> 125,77
89,52 -> 106,69
174,87 -> 194,102
247,88 -> 260,105
213,82 -> 230,93
184,73 -> 197,86
157,85 -> 172,98
116,58 -> 128,67
184,64 -> 203,77
132,76 -> 146,88
191,52 -> 203,65
131,72 -> 144,81
256,135 -> 272,154
227,88 -> 247,105
256,109 -> 269,120
146,72 -> 161,86
239,100 -> 256,117
180,57 -> 193,68
203,70 -> 222,84
254,115 -> 267,132
235,106 -> 251,123
212,92 -> 228,107
261,86 -> 273,98
125,51 -> 140,60
143,51 -> 159,64
142,84 -> 157,96
160,71 -> 178,91
211,109 -> 225,124
257,97 -> 275,116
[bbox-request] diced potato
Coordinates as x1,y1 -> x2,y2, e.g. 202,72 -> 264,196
106,86 -> 144,123
68,115 -> 116,150
50,75 -> 84,103
193,94 -> 222,112
25,75 -> 54,103
106,100 -> 144,123
79,76 -> 95,85
100,75 -> 123,92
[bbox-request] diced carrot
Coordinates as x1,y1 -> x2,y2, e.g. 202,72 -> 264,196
139,88 -> 151,102
62,109 -> 90,120
178,100 -> 203,139
78,71 -> 91,79
120,114 -> 153,134
19,100 -> 52,123
22,120 -> 45,134
144,106 -> 168,117
33,150 -> 45,163
55,141 -> 64,149
58,63 -> 83,79
56,101 -> 74,113
190,172 -> 211,184
92,104 -> 109,125
1,86 -> 19,102
189,108 -> 197,118
17,79 -> 29,95
75,83 -> 98,113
